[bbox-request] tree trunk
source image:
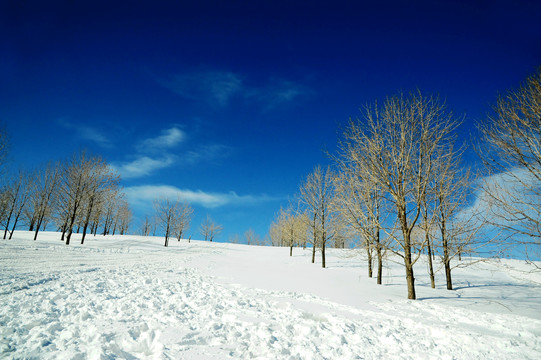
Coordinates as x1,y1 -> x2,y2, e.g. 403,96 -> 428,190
8,211 -> 22,239
426,233 -> 435,289
311,243 -> 316,263
3,207 -> 14,239
366,245 -> 373,278
376,204 -> 383,285
440,215 -> 453,290
377,248 -> 383,285
321,241 -> 326,268
444,259 -> 453,290
404,233 -> 416,300
289,244 -> 293,256
33,220 -> 42,240
81,222 -> 89,245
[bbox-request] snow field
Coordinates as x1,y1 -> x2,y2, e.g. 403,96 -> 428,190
1,231 -> 541,359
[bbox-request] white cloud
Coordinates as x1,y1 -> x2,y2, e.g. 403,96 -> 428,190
138,127 -> 185,152
457,167 -> 541,229
111,156 -> 176,179
57,119 -> 111,147
124,185 -> 277,209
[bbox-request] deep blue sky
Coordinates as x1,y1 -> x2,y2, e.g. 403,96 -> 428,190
1,0 -> 540,242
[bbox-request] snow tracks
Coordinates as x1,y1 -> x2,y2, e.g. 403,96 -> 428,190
1,241 -> 540,359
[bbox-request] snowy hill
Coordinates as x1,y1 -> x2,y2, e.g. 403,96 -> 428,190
1,231 -> 540,359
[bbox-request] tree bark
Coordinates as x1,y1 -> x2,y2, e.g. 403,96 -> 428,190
366,245 -> 373,278
321,241 -> 326,268
426,233 -> 435,289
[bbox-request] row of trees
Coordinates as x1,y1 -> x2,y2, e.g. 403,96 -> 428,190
271,67 -> 541,299
0,151 -> 132,244
142,197 -> 224,247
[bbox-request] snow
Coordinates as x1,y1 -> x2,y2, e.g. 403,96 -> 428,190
1,231 -> 540,359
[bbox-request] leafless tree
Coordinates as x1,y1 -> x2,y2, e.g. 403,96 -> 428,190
271,206 -> 308,255
478,67 -> 541,262
56,152 -> 98,245
333,169 -> 389,284
229,233 -> 241,244
298,165 -> 341,268
101,190 -> 121,236
200,214 -> 222,242
27,161 -> 61,240
340,92 -> 461,299
2,169 -> 32,239
79,160 -> 120,244
140,215 -> 153,236
154,197 -> 179,247
174,202 -> 193,241
117,199 -> 132,235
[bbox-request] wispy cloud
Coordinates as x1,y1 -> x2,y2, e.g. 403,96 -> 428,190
163,70 -> 243,107
161,69 -> 311,109
249,78 -> 312,110
183,144 -> 233,165
57,118 -> 111,147
111,156 -> 176,179
138,127 -> 185,152
124,184 -> 278,209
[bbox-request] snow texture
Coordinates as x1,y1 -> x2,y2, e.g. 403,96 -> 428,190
1,231 -> 540,359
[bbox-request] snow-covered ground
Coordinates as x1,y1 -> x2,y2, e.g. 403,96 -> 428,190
1,231 -> 540,359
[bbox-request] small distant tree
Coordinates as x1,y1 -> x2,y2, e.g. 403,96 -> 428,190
298,165 -> 338,268
229,233 -> 241,244
174,202 -> 193,241
117,199 -> 132,235
200,214 -> 222,242
273,206 -> 309,256
154,197 -> 178,247
140,215 -> 153,236
101,190 -> 119,236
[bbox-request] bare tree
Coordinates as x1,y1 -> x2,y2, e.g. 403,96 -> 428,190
101,190 -> 121,236
2,169 -> 32,239
200,214 -> 222,242
478,68 -> 541,261
333,169 -> 389,284
154,197 -> 178,247
56,152 -> 101,245
117,199 -> 132,235
140,215 -> 153,236
27,161 -> 61,240
340,92 -> 460,299
79,160 -> 120,244
229,233 -> 241,244
174,202 -> 193,241
298,165 -> 340,268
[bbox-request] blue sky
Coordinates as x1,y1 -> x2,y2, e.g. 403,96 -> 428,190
1,0 -> 540,242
